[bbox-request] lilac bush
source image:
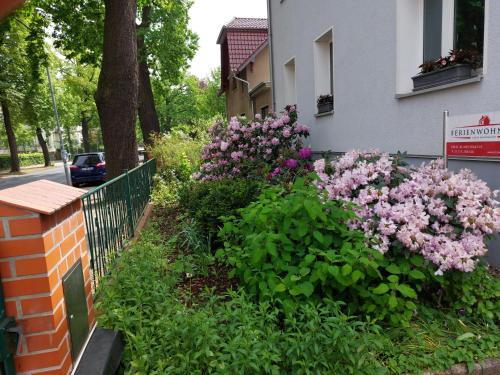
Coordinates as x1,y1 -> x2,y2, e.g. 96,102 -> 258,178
194,106 -> 310,181
315,150 -> 500,274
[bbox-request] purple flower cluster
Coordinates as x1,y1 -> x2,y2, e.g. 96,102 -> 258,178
315,150 -> 500,274
195,106 -> 310,181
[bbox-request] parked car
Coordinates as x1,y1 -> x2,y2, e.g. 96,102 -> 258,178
70,152 -> 106,187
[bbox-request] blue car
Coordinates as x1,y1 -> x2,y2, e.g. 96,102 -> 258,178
70,152 -> 106,187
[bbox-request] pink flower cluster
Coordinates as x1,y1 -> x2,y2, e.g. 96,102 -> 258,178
196,106 -> 310,181
315,150 -> 500,274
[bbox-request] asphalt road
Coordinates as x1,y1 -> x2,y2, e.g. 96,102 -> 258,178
0,166 -> 73,190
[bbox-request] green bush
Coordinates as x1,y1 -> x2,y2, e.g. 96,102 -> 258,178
0,152 -> 46,169
148,134 -> 203,208
218,178 -> 432,325
179,179 -> 261,244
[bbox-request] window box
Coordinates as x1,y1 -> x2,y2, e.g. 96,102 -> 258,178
317,95 -> 334,114
412,64 -> 474,91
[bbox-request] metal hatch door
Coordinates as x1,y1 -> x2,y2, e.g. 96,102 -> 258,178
63,260 -> 89,360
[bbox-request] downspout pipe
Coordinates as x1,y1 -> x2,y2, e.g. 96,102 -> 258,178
233,75 -> 255,117
267,0 -> 277,111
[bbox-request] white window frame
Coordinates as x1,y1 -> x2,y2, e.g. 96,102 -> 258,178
283,57 -> 297,106
313,27 -> 334,107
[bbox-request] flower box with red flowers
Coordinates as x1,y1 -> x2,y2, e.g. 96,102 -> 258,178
412,49 -> 480,91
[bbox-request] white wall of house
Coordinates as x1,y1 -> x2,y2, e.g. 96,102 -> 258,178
269,0 -> 500,264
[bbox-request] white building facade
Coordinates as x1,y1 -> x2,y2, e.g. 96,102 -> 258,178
268,0 -> 500,265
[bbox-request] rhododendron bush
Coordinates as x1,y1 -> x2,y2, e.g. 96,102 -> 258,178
195,106 -> 312,181
315,150 -> 500,274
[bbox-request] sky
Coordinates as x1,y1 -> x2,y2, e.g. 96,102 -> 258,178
188,0 -> 268,79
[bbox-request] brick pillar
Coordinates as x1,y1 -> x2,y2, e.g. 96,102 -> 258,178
0,180 -> 95,375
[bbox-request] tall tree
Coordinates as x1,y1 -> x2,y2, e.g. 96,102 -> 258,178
59,63 -> 98,153
94,0 -> 139,177
136,1 -> 197,145
137,5 -> 159,146
1,101 -> 20,171
40,0 -> 197,149
0,17 -> 26,172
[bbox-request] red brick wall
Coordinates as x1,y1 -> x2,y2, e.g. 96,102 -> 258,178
0,200 -> 95,375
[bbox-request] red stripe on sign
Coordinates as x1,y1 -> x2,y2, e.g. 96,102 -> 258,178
447,141 -> 500,157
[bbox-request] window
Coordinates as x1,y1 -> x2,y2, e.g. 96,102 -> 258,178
313,29 -> 334,108
455,0 -> 484,58
283,58 -> 297,105
261,106 -> 269,118
396,0 -> 485,94
423,0 -> 443,61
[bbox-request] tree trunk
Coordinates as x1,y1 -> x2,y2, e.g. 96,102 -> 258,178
95,0 -> 139,179
137,5 -> 160,147
1,100 -> 20,172
36,127 -> 51,167
81,115 -> 91,152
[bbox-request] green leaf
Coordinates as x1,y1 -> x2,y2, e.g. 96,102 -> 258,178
351,270 -> 363,283
373,283 -> 390,295
304,254 -> 316,264
290,282 -> 315,297
397,284 -> 417,299
305,201 -> 319,220
388,295 -> 398,309
274,284 -> 286,293
250,247 -> 266,264
341,264 -> 352,276
386,264 -> 401,274
387,275 -> 399,283
313,231 -> 324,244
410,256 -> 424,267
266,241 -> 278,257
409,270 -> 426,280
297,224 -> 308,237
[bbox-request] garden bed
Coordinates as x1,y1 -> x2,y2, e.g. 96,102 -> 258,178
95,209 -> 500,375
96,108 -> 500,374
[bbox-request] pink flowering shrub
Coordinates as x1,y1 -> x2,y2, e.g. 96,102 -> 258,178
195,106 -> 311,181
315,150 -> 500,274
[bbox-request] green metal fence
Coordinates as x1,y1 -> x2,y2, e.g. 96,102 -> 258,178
81,159 -> 156,289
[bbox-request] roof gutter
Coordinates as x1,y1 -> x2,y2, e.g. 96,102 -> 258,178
267,0 -> 277,111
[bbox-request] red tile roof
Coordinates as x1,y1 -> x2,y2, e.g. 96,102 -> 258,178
227,31 -> 268,72
223,17 -> 268,30
0,180 -> 86,215
218,18 -> 268,91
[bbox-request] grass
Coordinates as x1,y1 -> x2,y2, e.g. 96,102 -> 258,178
95,215 -> 500,375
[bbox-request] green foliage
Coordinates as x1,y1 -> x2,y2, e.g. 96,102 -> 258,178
97,222 -> 500,375
442,265 -> 500,321
0,153 -> 46,169
179,179 -> 262,244
155,70 -> 226,133
149,133 -> 203,208
381,307 -> 500,374
96,224 -> 387,375
218,179 -> 428,325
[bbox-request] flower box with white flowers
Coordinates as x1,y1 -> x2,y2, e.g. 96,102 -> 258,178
412,49 -> 480,91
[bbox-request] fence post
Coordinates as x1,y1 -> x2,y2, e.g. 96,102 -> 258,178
123,169 -> 135,237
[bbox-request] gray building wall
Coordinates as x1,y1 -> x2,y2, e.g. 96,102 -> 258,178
269,0 -> 500,265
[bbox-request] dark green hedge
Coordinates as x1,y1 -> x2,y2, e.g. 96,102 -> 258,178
0,153 -> 46,170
